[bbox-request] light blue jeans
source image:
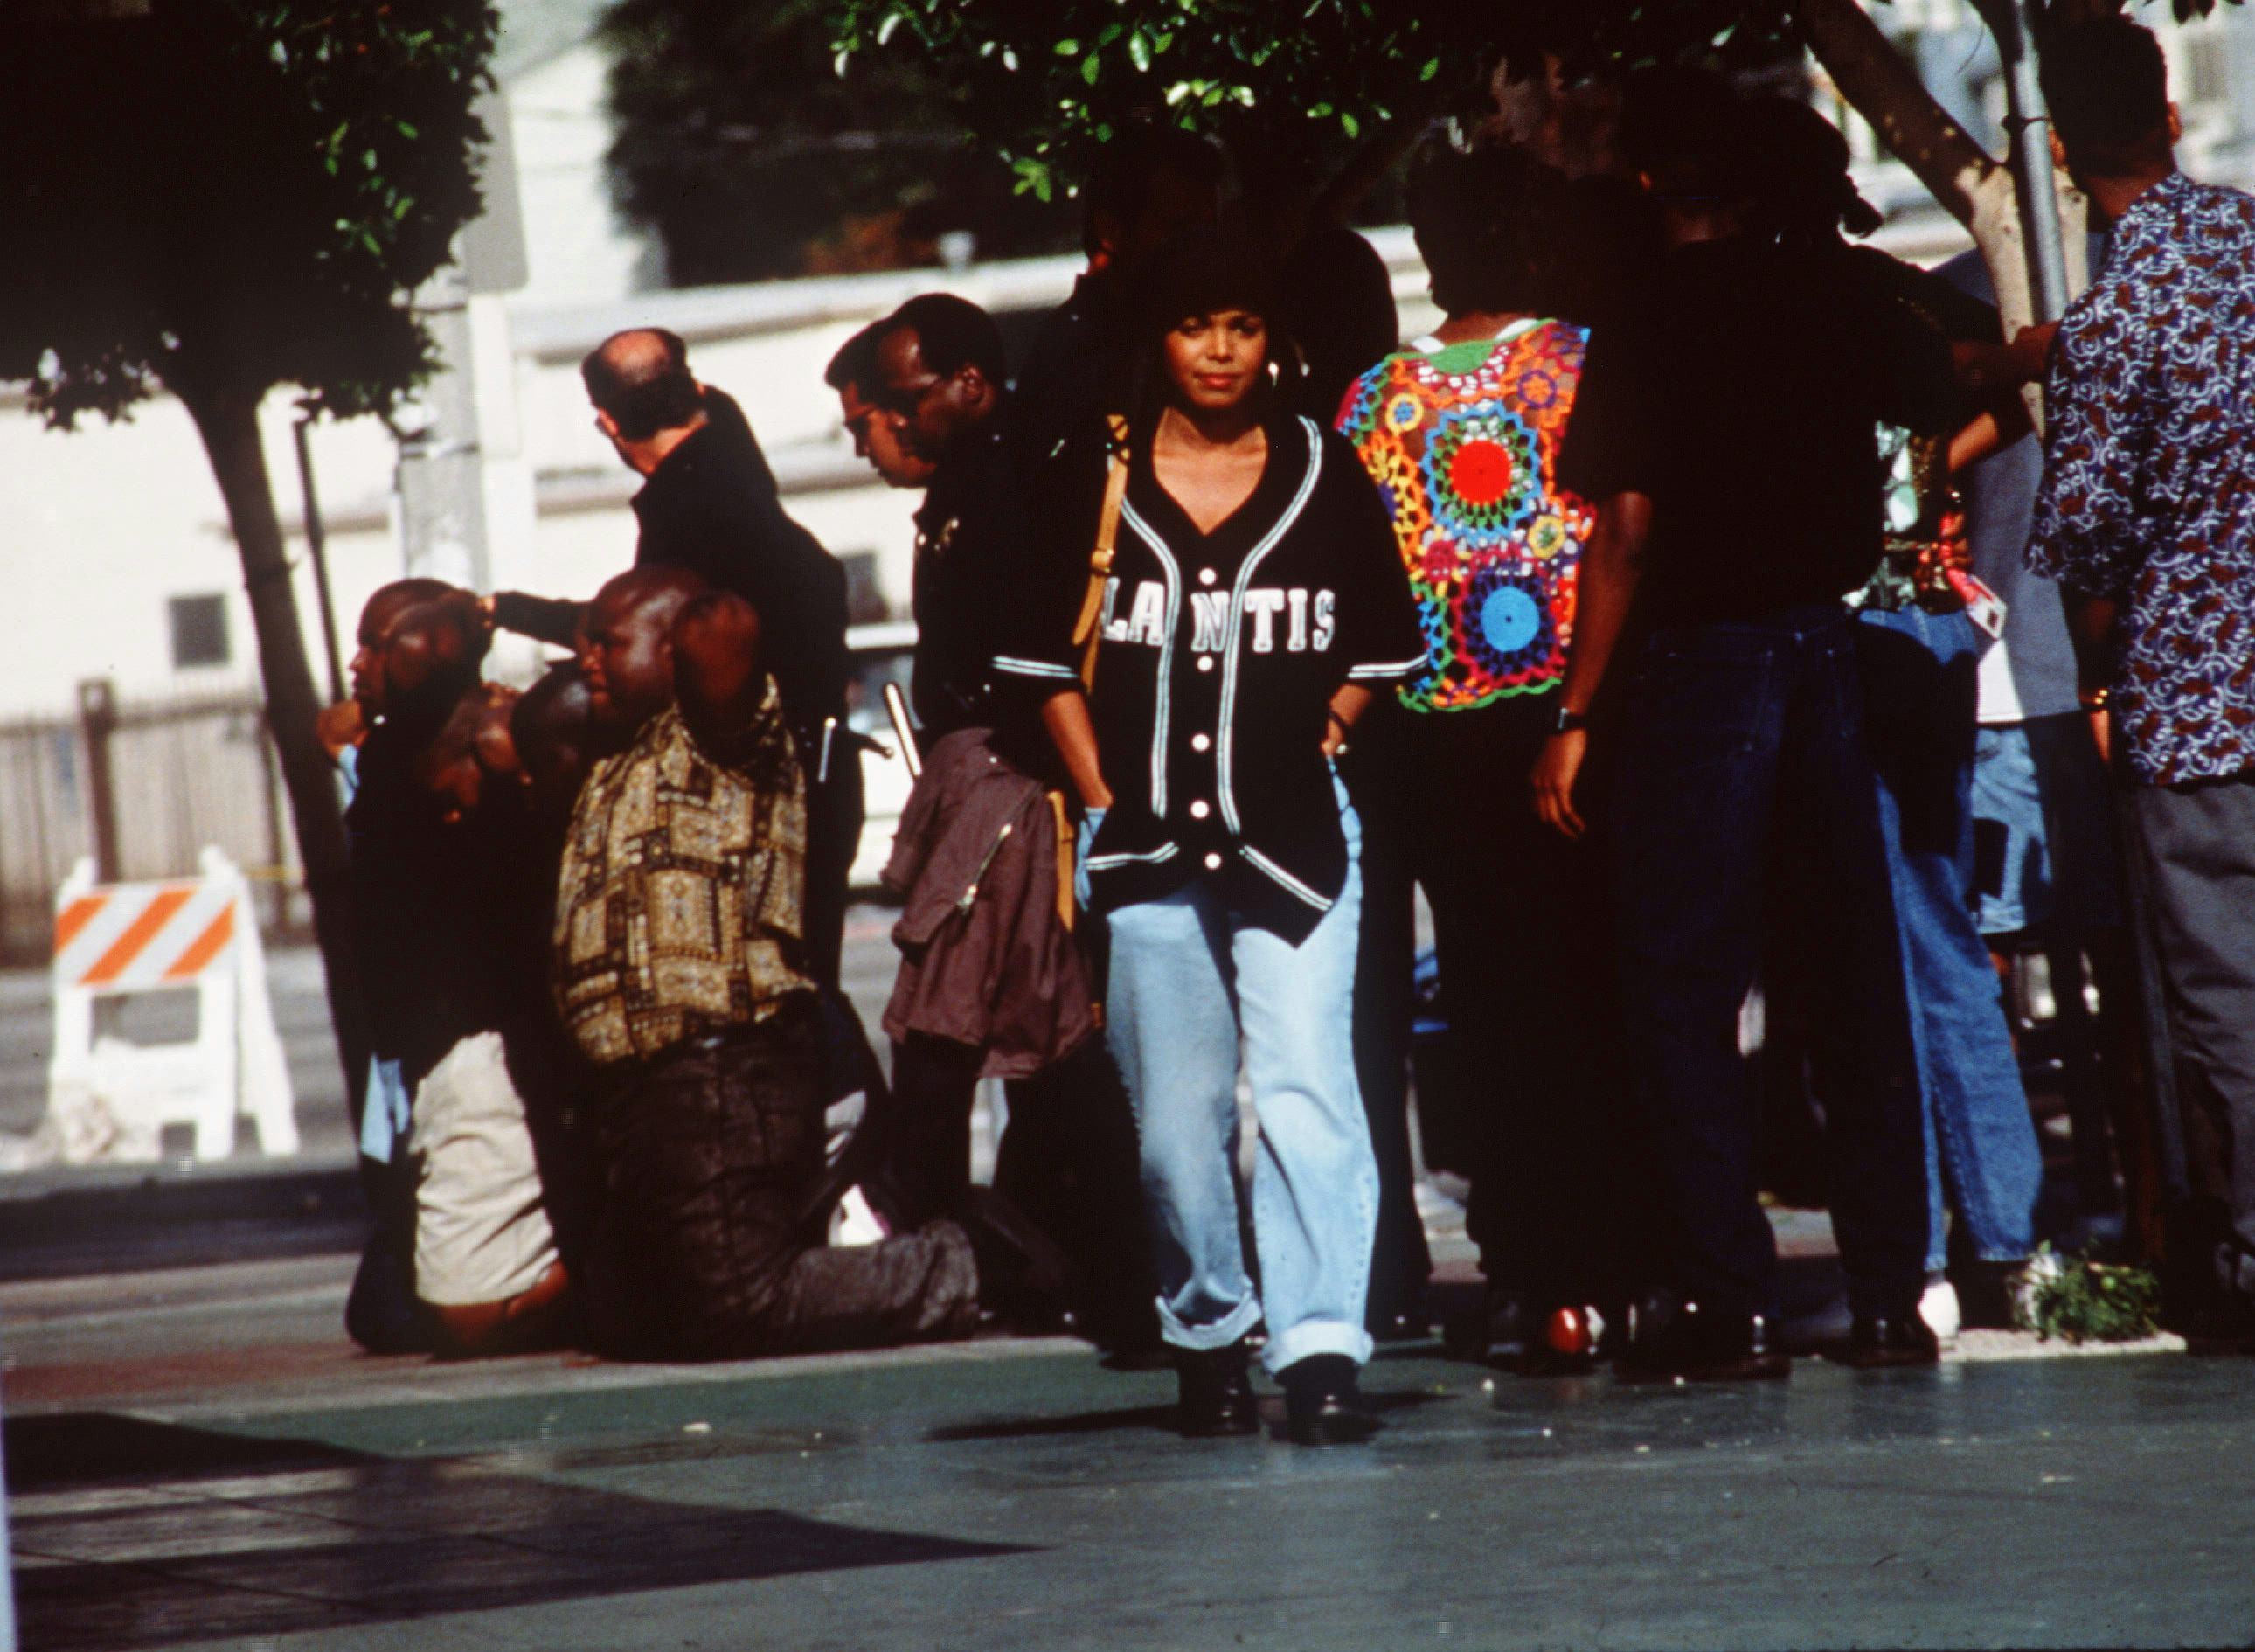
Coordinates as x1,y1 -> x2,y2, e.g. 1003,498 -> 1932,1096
1105,779 -> 1378,1372
1856,605 -> 2043,1274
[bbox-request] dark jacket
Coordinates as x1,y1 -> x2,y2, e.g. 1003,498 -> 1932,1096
345,721 -> 552,1089
1011,270 -> 1133,477
494,389 -> 849,738
880,726 -> 1095,1079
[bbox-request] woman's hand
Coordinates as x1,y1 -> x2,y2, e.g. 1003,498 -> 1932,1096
1531,729 -> 1589,839
1322,684 -> 1371,760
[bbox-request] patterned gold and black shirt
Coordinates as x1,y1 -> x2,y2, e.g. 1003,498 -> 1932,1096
553,687 -> 810,1067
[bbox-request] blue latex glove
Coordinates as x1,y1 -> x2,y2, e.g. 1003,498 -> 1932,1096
1074,805 -> 1107,912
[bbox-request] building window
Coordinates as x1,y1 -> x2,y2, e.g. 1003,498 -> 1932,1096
169,594 -> 230,670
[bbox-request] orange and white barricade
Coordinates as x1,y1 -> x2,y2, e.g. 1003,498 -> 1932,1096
45,847 -> 297,1163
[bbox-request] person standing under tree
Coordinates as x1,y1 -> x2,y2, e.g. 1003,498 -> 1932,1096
1338,138 -> 1641,1369
1544,77 -> 1952,1379
1001,233 -> 1426,1443
2030,17 -> 2255,1349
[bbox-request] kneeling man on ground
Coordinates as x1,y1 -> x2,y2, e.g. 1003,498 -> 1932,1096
556,566 -> 1006,1359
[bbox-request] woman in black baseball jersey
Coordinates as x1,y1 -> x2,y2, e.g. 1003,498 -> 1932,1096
996,233 -> 1426,1443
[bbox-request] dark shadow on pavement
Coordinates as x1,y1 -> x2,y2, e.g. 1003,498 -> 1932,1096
9,1412 -> 1033,1652
926,1403 -> 1180,1441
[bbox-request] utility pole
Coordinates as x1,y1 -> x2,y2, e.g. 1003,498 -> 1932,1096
292,416 -> 345,704
393,90 -> 535,616
1985,0 -> 2073,323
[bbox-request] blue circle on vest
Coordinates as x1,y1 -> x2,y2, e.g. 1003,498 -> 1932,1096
1480,587 -> 1541,656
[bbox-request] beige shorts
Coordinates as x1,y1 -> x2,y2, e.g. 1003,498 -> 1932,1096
410,1031 -> 560,1307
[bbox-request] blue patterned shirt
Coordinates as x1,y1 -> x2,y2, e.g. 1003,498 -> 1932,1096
2029,170 -> 2255,785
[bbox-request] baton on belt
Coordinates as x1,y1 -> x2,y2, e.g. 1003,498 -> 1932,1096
883,682 -> 922,781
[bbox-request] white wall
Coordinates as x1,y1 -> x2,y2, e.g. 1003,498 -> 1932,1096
506,43 -> 663,305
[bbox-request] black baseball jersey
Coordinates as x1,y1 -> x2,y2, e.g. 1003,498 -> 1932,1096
996,412 -> 1426,941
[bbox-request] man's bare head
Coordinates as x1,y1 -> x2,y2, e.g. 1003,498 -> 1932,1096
352,577 -> 456,712
581,328 -> 704,471
378,593 -> 489,727
510,662 -> 598,820
579,566 -> 710,735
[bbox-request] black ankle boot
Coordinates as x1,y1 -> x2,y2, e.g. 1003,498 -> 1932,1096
1176,1341 -> 1260,1438
1280,1353 -> 1382,1446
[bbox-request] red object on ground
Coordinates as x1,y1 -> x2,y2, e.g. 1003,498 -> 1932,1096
1546,1305 -> 1594,1358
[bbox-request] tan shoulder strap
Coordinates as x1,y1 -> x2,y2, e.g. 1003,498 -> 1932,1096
1072,415 -> 1133,691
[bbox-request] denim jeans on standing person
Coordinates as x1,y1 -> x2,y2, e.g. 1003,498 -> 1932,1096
1611,606 -> 1928,1321
1856,605 -> 2043,1276
1106,772 -> 1378,1372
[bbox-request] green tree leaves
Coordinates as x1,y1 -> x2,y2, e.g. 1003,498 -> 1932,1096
0,0 -> 498,425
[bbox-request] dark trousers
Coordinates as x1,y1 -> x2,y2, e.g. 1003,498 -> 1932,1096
804,750 -> 890,1109
2131,767 -> 2255,1304
584,997 -> 977,1361
1611,608 -> 1926,1319
878,1031 -> 1159,1349
1356,697 -> 1641,1308
804,748 -> 864,990
1338,738 -> 1433,1325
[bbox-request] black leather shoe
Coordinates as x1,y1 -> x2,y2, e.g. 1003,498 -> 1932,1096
1176,1341 -> 1261,1438
1835,1309 -> 1941,1369
1445,1288 -> 1535,1365
1280,1354 -> 1384,1446
1615,1299 -> 1791,1384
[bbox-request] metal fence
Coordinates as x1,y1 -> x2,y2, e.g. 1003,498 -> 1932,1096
0,681 -> 299,964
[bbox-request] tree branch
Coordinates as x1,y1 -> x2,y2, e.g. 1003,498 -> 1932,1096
1794,0 -> 1998,224
1308,84 -> 1446,231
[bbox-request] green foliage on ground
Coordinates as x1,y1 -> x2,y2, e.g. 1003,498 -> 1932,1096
2016,1247 -> 2163,1345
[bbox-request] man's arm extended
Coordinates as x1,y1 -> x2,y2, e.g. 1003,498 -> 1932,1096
486,591 -> 586,649
1530,491 -> 1653,838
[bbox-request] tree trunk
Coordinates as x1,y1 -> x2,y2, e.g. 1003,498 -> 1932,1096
175,375 -> 369,1119
1795,0 -> 2086,405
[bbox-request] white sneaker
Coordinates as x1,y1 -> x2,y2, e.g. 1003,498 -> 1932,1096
1920,1277 -> 1962,1349
829,1185 -> 888,1248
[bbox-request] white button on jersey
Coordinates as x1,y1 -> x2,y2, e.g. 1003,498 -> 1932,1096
1191,733 -> 1211,752
1197,656 -> 1215,673
1204,852 -> 1224,871
1198,568 -> 1218,587
1190,800 -> 1210,820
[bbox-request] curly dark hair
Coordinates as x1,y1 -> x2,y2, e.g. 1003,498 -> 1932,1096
1124,225 -> 1300,436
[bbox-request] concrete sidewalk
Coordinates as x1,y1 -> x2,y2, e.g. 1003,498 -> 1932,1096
11,1305 -> 2254,1651
6,1211 -> 2252,1652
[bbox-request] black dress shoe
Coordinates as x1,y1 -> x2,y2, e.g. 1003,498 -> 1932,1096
1280,1354 -> 1384,1446
1445,1288 -> 1534,1365
1834,1308 -> 1941,1369
1176,1341 -> 1261,1438
1615,1301 -> 1791,1384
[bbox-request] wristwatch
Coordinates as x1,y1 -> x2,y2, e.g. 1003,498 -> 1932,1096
1553,705 -> 1590,735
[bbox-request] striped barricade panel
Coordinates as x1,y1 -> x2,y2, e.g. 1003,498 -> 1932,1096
52,878 -> 239,993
